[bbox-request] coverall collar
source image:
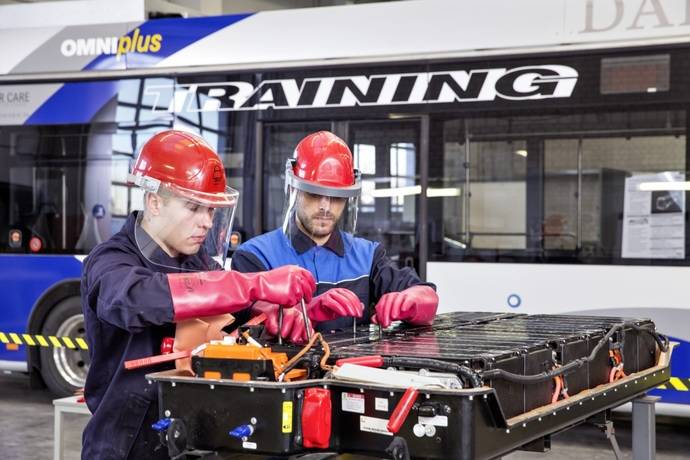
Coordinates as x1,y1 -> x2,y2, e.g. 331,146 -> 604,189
288,217 -> 345,257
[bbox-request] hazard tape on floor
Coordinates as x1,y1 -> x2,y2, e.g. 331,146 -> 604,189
657,377 -> 690,392
0,332 -> 88,350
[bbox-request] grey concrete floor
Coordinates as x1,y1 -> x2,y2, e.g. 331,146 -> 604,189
1,372 -> 689,460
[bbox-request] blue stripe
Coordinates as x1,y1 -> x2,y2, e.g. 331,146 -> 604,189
25,80 -> 119,125
85,14 -> 253,71
649,387 -> 690,405
667,335 -> 689,376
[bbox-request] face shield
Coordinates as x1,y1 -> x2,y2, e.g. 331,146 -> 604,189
129,174 -> 238,271
281,159 -> 361,242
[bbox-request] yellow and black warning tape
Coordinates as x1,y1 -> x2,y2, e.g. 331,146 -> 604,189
657,377 -> 690,392
0,332 -> 88,350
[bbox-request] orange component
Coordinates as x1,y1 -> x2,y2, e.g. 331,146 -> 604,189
608,350 -> 626,382
198,343 -> 291,381
204,371 -> 222,379
6,343 -> 19,351
550,364 -> 569,404
231,372 -> 252,381
283,369 -> 308,381
551,376 -> 562,404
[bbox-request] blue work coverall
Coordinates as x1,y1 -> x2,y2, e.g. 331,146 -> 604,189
80,212 -> 219,459
231,223 -> 433,331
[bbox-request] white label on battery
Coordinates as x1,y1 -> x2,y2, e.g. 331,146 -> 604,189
418,415 -> 448,427
375,397 -> 389,412
342,392 -> 365,414
360,415 -> 393,436
242,441 -> 257,450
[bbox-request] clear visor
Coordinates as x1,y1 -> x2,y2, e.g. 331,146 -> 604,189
133,184 -> 238,271
281,186 -> 359,243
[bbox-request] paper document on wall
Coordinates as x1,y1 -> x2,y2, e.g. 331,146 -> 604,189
622,172 -> 685,259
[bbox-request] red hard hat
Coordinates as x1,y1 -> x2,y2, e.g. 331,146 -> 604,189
128,130 -> 236,207
286,131 -> 361,198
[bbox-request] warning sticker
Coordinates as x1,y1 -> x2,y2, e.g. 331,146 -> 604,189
375,397 -> 389,412
282,401 -> 293,433
419,415 -> 448,427
360,415 -> 393,436
242,441 -> 257,450
342,392 -> 365,414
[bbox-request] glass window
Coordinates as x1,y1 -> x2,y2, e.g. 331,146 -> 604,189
350,120 -> 420,269
354,143 -> 376,175
0,127 -> 89,254
544,139 -> 579,251
430,110 -> 686,265
581,135 -> 685,259
468,138 -> 527,250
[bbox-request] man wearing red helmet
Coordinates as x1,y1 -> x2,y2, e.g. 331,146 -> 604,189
80,130 -> 316,459
232,131 -> 438,343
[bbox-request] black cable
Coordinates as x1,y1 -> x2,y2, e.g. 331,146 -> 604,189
480,321 -> 668,384
629,323 -> 669,352
481,321 -> 625,384
381,356 -> 483,388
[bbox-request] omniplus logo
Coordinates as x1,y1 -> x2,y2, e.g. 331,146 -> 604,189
146,65 -> 578,112
60,28 -> 162,58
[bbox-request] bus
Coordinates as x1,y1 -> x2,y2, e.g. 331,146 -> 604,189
1,0 -> 689,410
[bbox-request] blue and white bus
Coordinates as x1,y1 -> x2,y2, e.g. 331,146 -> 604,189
1,0 -> 689,410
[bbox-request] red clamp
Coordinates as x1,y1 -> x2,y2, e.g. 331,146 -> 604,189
387,387 -> 419,434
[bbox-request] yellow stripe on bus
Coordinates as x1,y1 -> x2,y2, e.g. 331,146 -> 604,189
9,333 -> 22,345
0,333 -> 8,344
62,337 -> 76,349
22,334 -> 35,346
669,377 -> 689,392
36,335 -> 49,347
49,336 -> 62,348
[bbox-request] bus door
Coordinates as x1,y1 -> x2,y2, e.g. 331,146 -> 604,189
260,119 -> 425,275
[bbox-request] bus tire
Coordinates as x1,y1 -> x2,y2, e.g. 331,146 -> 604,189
39,296 -> 89,397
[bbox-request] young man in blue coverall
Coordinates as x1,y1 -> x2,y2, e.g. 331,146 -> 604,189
80,130 -> 316,459
231,131 -> 438,343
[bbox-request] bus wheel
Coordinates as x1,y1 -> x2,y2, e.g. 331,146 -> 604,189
39,296 -> 90,397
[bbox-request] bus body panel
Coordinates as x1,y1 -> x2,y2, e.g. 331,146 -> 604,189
0,255 -> 82,364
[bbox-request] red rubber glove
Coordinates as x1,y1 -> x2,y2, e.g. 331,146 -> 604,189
307,288 -> 364,323
167,265 -> 316,321
252,301 -> 313,344
371,285 -> 438,328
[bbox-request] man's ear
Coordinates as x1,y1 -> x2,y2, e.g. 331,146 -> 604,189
145,192 -> 163,216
